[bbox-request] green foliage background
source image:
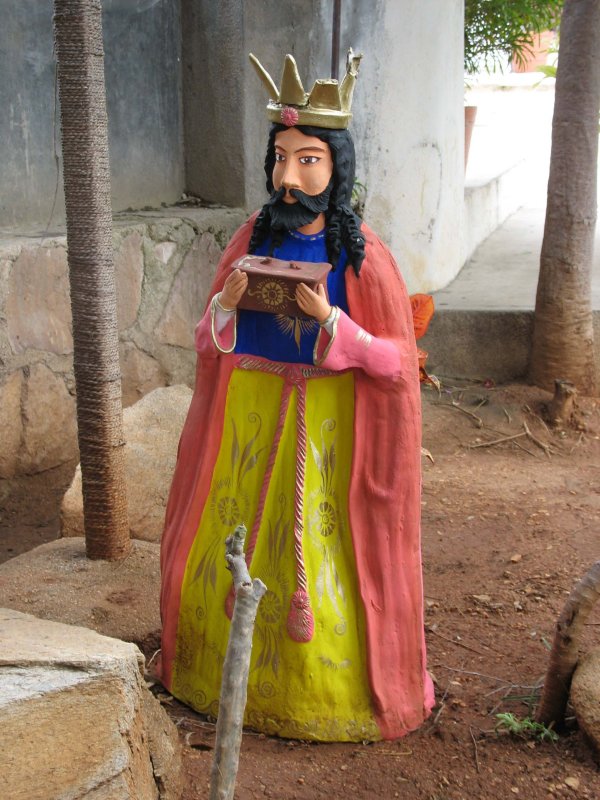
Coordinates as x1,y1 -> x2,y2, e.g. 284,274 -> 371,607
465,0 -> 563,74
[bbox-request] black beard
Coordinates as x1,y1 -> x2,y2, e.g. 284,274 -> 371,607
268,181 -> 333,232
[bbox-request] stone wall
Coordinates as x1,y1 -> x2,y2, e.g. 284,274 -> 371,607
0,207 -> 245,479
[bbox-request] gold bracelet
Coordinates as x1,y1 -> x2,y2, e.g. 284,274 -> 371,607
215,292 -> 236,313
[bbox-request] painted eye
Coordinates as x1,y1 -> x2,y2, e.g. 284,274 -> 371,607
275,153 -> 286,162
299,156 -> 319,165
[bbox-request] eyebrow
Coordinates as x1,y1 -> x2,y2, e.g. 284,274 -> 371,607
275,145 -> 328,154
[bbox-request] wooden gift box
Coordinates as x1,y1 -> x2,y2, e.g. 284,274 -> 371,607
232,254 -> 331,318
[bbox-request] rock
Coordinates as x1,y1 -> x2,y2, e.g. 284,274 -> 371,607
120,341 -> 167,407
61,385 -> 192,543
154,241 -> 177,264
0,538 -> 160,649
156,232 -> 222,348
571,646 -> 600,752
0,607 -> 183,800
115,232 -> 144,331
7,245 -> 73,355
18,364 -> 78,474
0,370 -> 23,478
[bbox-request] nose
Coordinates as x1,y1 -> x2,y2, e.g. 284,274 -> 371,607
280,160 -> 301,192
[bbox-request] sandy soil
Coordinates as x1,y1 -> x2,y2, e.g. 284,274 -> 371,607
2,381 -> 599,799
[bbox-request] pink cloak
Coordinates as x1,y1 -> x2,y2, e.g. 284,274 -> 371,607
159,214 -> 435,739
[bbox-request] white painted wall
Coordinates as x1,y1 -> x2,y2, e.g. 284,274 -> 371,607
346,0 -> 465,293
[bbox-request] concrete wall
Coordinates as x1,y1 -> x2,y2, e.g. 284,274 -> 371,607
183,0 -> 464,293
344,0 -> 465,294
182,0 -> 327,211
0,0 -> 183,231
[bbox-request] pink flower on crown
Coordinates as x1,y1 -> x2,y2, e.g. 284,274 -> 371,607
281,106 -> 299,127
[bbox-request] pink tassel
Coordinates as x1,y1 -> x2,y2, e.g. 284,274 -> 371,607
287,590 -> 314,642
224,586 -> 235,620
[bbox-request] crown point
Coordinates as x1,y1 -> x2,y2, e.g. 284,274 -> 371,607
281,106 -> 299,127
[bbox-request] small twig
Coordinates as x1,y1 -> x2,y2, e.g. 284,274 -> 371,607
440,666 -> 516,684
503,407 -> 512,424
426,627 -> 488,656
485,683 -> 517,698
352,748 -> 412,758
467,431 -> 527,449
484,424 -> 538,457
568,431 -> 585,455
523,404 -> 551,435
146,648 -> 161,667
469,726 -> 481,773
523,421 -> 554,457
488,685 -> 516,716
449,401 -> 484,428
431,683 -> 450,726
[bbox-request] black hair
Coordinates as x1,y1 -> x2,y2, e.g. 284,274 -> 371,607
248,123 -> 366,276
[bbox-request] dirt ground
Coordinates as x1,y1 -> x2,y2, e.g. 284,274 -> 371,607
1,380 -> 599,799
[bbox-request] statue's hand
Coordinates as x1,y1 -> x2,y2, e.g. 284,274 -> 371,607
220,269 -> 248,310
295,283 -> 331,324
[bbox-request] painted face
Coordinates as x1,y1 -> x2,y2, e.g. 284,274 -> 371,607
272,127 -> 333,203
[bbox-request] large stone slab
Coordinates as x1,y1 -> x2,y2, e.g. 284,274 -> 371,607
0,607 -> 182,800
18,363 -> 78,475
156,232 -> 222,349
0,369 -> 23,478
120,341 -> 167,408
0,539 -> 160,650
571,646 -> 600,752
61,385 -> 192,543
6,245 -> 73,355
115,232 -> 144,331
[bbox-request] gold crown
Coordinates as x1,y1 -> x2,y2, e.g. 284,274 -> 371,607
249,49 -> 363,130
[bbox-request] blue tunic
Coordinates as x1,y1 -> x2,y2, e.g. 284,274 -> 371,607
235,229 -> 348,365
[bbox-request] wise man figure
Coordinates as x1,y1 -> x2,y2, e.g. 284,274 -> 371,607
159,50 -> 434,741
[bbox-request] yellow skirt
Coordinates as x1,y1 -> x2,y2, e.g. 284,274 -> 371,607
172,362 -> 379,741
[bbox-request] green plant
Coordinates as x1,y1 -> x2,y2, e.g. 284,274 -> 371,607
495,712 -> 559,743
465,0 -> 563,74
351,179 -> 367,218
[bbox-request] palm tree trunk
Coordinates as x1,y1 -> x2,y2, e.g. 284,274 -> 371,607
529,0 -> 600,395
54,0 -> 130,560
536,560 -> 600,728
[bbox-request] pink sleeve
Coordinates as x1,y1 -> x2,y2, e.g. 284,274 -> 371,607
314,307 -> 401,380
194,295 -> 237,357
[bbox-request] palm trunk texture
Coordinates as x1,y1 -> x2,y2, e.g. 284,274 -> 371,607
54,0 -> 130,560
530,0 -> 600,395
536,560 -> 600,728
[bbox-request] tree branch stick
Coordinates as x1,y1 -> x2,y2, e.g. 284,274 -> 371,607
209,524 -> 267,800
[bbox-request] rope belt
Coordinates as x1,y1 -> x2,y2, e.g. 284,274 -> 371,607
224,355 -> 340,643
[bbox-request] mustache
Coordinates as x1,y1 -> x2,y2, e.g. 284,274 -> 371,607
288,182 -> 332,212
267,186 -> 286,207
266,180 -> 333,233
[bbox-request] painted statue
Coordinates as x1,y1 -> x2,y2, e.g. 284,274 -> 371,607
159,49 -> 435,741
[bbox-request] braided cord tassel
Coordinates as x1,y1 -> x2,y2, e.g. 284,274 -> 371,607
287,379 -> 314,643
